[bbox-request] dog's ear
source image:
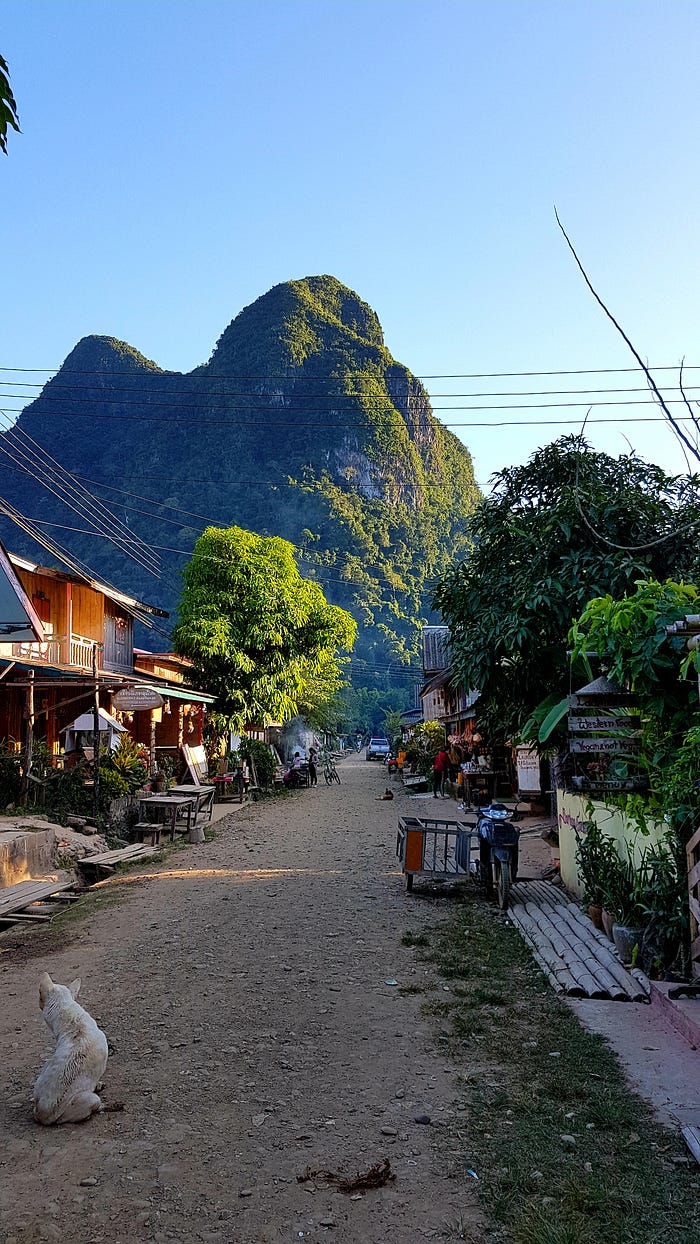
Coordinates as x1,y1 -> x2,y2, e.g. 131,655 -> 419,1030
39,972 -> 53,1010
68,978 -> 81,999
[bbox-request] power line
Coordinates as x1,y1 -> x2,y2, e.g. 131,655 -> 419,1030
2,404 -> 700,430
5,513 -> 422,593
2,363 -> 700,378
4,378 -> 700,400
0,416 -> 161,578
4,388 -> 700,415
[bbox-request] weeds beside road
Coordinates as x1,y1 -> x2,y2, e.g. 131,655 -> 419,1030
408,890 -> 700,1244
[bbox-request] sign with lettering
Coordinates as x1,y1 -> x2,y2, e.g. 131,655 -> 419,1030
112,687 -> 164,712
570,737 -> 641,754
568,715 -> 638,733
516,746 -> 541,793
582,778 -> 649,793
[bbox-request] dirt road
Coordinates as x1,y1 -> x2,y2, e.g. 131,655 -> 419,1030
0,757 -> 484,1244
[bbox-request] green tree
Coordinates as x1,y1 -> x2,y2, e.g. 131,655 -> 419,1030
433,437 -> 700,744
173,526 -> 356,729
0,55 -> 20,154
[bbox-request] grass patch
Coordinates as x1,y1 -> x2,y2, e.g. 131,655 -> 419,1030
402,929 -> 430,947
420,892 -> 699,1244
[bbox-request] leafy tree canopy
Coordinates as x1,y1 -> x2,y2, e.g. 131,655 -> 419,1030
433,437 -> 700,744
173,526 -> 356,729
0,55 -> 20,155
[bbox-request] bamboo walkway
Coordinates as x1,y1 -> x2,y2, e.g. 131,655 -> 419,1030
509,880 -> 650,1002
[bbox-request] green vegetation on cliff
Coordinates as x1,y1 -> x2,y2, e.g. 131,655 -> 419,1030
0,276 -> 479,706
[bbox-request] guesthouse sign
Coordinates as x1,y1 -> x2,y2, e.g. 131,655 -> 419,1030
567,676 -> 647,795
112,687 -> 164,712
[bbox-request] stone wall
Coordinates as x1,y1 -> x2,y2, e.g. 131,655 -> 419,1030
0,826 -> 56,887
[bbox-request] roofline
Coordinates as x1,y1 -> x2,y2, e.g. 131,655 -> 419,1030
8,551 -> 169,619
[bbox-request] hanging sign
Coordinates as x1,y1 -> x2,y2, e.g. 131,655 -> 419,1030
568,715 -> 638,733
570,737 -> 641,754
112,687 -> 164,711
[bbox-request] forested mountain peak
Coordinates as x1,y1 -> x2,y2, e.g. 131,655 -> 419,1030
203,276 -> 385,374
0,277 -> 479,696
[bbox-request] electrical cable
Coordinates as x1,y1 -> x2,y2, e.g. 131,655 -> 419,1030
3,378 -> 700,399
4,389 -> 700,415
0,416 -> 161,578
2,402 -> 700,429
2,363 -> 699,378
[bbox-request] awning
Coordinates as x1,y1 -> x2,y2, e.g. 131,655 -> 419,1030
142,684 -> 217,706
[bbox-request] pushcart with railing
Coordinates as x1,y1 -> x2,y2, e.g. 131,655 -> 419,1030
396,815 -> 479,892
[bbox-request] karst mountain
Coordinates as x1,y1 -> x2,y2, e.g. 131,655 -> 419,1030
0,275 -> 480,685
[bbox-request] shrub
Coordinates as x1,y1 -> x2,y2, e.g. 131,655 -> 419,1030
240,737 -> 276,789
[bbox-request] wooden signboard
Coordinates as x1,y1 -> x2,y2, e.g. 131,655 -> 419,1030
112,687 -> 164,712
568,715 -> 638,733
182,743 -> 209,785
570,738 -> 641,755
581,778 -> 648,793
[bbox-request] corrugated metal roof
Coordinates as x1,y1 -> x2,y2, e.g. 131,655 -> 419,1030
422,625 -> 450,674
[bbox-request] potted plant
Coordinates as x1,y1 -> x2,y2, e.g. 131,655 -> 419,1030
575,821 -> 620,932
605,846 -> 650,965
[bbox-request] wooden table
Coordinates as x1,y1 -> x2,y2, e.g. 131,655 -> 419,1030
139,793 -> 197,841
170,784 -> 216,822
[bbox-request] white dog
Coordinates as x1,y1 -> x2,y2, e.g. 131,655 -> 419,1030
32,972 -> 116,1125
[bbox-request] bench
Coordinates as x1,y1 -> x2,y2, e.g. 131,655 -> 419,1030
78,844 -> 157,880
130,822 -> 163,847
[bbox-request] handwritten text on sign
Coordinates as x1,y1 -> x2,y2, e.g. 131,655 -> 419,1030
570,738 -> 641,754
568,716 -> 638,733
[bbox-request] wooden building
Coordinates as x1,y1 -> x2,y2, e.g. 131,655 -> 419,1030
0,552 -> 214,774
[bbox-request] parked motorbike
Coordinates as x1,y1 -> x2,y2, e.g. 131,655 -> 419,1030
476,803 -> 520,911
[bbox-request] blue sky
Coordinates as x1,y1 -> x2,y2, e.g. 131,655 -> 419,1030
2,0 -> 700,487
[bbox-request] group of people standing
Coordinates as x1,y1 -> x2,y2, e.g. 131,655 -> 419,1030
282,747 -> 319,788
432,740 -> 473,799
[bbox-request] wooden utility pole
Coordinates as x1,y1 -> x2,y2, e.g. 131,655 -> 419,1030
21,669 -> 34,804
92,644 -> 100,818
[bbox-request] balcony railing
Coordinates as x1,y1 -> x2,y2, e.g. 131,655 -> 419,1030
0,632 -> 102,671
69,633 -> 99,670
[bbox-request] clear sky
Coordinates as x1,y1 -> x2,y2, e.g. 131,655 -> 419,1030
2,0 -> 700,488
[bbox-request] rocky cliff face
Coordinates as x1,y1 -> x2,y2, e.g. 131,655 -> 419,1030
0,276 -> 479,679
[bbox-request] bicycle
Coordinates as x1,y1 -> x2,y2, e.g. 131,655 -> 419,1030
323,754 -> 341,785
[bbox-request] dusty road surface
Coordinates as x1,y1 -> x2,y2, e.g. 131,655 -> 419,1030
0,757 -> 486,1244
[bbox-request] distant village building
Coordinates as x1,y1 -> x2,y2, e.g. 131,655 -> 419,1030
419,624 -> 479,740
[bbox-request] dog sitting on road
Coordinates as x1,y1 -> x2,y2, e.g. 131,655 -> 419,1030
377,788 -> 394,801
33,972 -> 120,1125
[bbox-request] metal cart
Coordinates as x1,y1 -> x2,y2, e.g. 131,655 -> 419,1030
396,815 -> 479,892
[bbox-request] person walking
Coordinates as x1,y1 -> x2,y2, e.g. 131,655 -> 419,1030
432,746 -> 449,798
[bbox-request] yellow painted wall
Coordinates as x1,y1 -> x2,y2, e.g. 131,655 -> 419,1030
557,788 -> 666,897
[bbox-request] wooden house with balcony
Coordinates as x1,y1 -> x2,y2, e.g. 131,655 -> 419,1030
0,550 -> 170,759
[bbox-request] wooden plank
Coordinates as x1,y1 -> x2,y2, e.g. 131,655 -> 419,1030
0,879 -> 72,917
0,911 -> 53,922
682,1126 -> 700,1166
685,825 -> 700,855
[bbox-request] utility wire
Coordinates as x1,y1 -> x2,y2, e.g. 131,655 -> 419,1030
2,404 -> 700,429
0,416 -> 161,578
2,364 -> 700,378
4,379 -> 700,399
4,389 -> 700,415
